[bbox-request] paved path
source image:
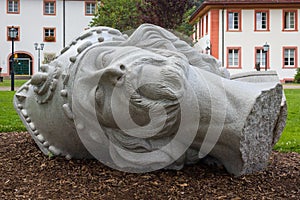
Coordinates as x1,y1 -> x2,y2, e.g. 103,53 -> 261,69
283,84 -> 300,89
0,86 -> 20,91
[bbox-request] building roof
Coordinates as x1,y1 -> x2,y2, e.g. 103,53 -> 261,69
190,0 -> 300,22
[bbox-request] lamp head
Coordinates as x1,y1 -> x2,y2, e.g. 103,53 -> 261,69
9,27 -> 17,38
263,42 -> 269,52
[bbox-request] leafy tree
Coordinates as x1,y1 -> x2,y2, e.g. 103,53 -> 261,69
175,5 -> 197,37
90,0 -> 197,37
89,0 -> 141,32
137,0 -> 196,35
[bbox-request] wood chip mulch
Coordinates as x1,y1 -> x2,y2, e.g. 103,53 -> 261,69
0,132 -> 299,200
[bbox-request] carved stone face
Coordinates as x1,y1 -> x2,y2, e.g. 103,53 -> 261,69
13,24 -> 286,175
94,47 -> 186,135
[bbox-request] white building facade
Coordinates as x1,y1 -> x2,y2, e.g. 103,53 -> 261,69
190,0 -> 300,82
0,0 -> 97,77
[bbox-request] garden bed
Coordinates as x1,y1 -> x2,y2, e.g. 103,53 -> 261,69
0,132 -> 299,199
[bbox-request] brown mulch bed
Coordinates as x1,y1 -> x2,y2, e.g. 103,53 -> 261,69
0,132 -> 299,200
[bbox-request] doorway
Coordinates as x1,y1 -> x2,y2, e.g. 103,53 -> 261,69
9,53 -> 33,75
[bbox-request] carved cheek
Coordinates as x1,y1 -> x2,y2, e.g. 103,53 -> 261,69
95,86 -> 117,128
95,65 -> 126,126
95,86 -> 104,112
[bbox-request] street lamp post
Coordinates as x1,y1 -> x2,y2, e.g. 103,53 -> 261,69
34,43 -> 44,72
9,27 -> 17,91
263,42 -> 269,71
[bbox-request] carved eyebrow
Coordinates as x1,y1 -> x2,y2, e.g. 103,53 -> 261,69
96,49 -> 115,69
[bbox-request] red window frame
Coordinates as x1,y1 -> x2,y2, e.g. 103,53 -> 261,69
43,27 -> 56,42
85,1 -> 96,16
227,10 -> 242,32
254,10 -> 270,32
282,46 -> 298,68
44,0 -> 56,15
254,47 -> 270,70
7,0 -> 20,14
282,10 -> 298,32
227,47 -> 242,69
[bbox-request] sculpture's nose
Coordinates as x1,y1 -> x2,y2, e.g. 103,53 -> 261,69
101,64 -> 126,86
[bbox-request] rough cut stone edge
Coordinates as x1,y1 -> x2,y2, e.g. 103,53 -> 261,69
240,84 -> 283,175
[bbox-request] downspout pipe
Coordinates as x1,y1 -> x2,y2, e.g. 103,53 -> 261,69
222,8 -> 225,67
63,0 -> 66,48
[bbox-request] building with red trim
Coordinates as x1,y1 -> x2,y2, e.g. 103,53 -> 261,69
190,0 -> 300,82
1,0 -> 97,77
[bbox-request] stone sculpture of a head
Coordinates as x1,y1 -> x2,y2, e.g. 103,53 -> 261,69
14,24 -> 286,176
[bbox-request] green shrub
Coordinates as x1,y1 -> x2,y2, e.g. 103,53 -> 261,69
295,68 -> 300,83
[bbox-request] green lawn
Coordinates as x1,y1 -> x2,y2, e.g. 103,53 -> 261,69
0,91 -> 26,132
0,79 -> 29,87
0,89 -> 299,153
274,89 -> 300,153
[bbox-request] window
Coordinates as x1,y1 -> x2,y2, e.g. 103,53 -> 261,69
205,14 -> 208,34
7,0 -> 19,14
194,24 -> 198,41
201,17 -> 204,37
283,47 -> 298,68
85,2 -> 96,15
198,20 -> 201,38
227,47 -> 241,68
44,28 -> 56,42
7,26 -> 20,41
44,0 -> 56,15
255,48 -> 269,70
255,10 -> 269,31
283,10 -> 298,31
227,10 -> 241,31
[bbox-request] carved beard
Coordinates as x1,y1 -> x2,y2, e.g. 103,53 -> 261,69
94,53 -> 189,152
